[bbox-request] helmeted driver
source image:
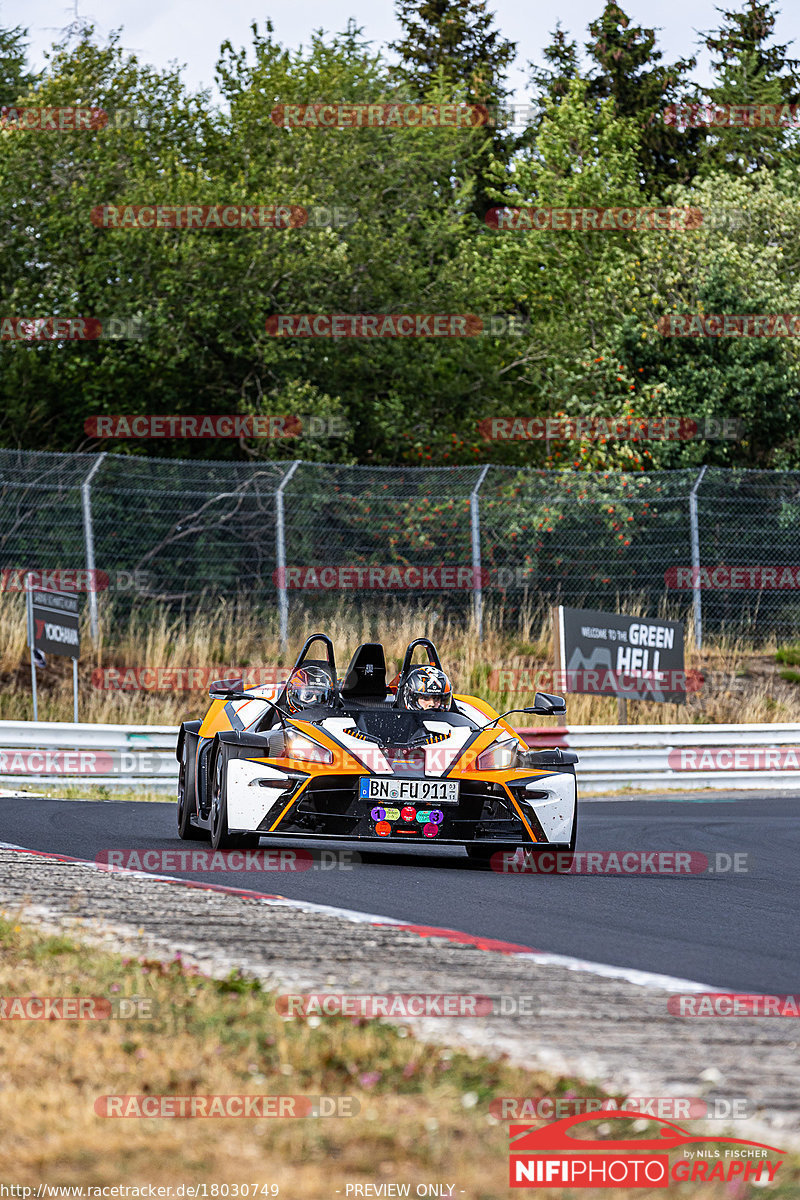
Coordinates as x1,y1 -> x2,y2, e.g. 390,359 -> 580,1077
400,665 -> 452,712
285,664 -> 333,713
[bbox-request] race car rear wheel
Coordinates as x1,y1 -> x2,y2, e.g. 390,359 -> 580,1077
177,737 -> 206,840
209,743 -> 261,851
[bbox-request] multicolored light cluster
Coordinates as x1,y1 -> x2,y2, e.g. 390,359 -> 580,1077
371,805 -> 444,838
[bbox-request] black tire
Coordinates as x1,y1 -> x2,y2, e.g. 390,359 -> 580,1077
177,736 -> 206,840
209,743 -> 261,850
465,808 -> 577,867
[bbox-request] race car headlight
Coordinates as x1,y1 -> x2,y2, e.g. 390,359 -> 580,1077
476,739 -> 518,770
285,733 -> 334,764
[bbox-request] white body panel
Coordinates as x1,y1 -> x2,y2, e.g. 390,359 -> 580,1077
525,771 -> 576,843
226,759 -> 291,830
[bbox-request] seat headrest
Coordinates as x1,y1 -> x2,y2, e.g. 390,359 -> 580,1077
341,642 -> 387,697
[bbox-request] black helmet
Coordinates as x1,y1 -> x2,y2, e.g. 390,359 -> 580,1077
285,664 -> 333,713
400,666 -> 452,712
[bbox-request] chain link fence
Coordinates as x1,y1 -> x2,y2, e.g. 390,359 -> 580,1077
2,449 -> 800,644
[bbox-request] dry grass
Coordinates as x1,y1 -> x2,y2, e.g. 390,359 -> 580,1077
1,593 -> 799,726
0,915 -> 792,1195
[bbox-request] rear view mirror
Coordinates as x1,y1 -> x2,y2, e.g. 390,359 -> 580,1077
521,747 -> 578,768
530,691 -> 567,716
209,678 -> 246,699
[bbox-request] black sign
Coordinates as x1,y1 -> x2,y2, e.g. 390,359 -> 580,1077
554,606 -> 685,702
28,588 -> 80,658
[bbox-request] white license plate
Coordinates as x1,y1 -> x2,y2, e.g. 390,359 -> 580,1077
359,778 -> 459,804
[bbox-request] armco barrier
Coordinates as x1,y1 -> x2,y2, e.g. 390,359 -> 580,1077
1,720 -> 799,793
0,720 -> 177,789
519,723 -> 800,791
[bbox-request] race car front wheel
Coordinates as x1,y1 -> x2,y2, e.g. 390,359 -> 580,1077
177,737 -> 206,841
465,810 -> 578,867
209,743 -> 261,851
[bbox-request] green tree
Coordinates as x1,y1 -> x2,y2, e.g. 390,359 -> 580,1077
391,0 -> 515,102
528,4 -> 702,197
0,29 -> 219,456
529,25 -> 580,108
521,25 -> 581,156
390,0 -> 517,215
459,80 -> 649,467
0,21 -> 507,464
700,0 -> 800,174
601,167 -> 800,467
585,1 -> 702,195
0,24 -> 35,102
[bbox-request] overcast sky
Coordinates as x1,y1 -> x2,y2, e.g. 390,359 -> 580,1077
6,0 -> 800,98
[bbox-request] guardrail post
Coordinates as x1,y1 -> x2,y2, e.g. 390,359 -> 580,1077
26,580 -> 38,722
276,461 -> 301,654
81,453 -> 107,645
689,465 -> 707,650
470,465 -> 491,641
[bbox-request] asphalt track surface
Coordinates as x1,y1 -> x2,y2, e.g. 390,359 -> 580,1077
3,792 -> 797,995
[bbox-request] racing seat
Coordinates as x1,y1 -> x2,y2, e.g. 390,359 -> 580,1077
340,642 -> 388,704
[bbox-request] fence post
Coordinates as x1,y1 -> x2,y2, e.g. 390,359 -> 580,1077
689,465 -> 707,650
470,465 -> 491,641
81,453 -> 107,645
276,461 -> 301,654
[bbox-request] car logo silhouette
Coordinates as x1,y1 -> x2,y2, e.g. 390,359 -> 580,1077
510,1111 -> 784,1155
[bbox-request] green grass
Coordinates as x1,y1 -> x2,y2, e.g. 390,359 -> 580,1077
10,783 -> 174,803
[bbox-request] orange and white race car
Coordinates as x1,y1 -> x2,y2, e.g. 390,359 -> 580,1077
176,634 -> 577,860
